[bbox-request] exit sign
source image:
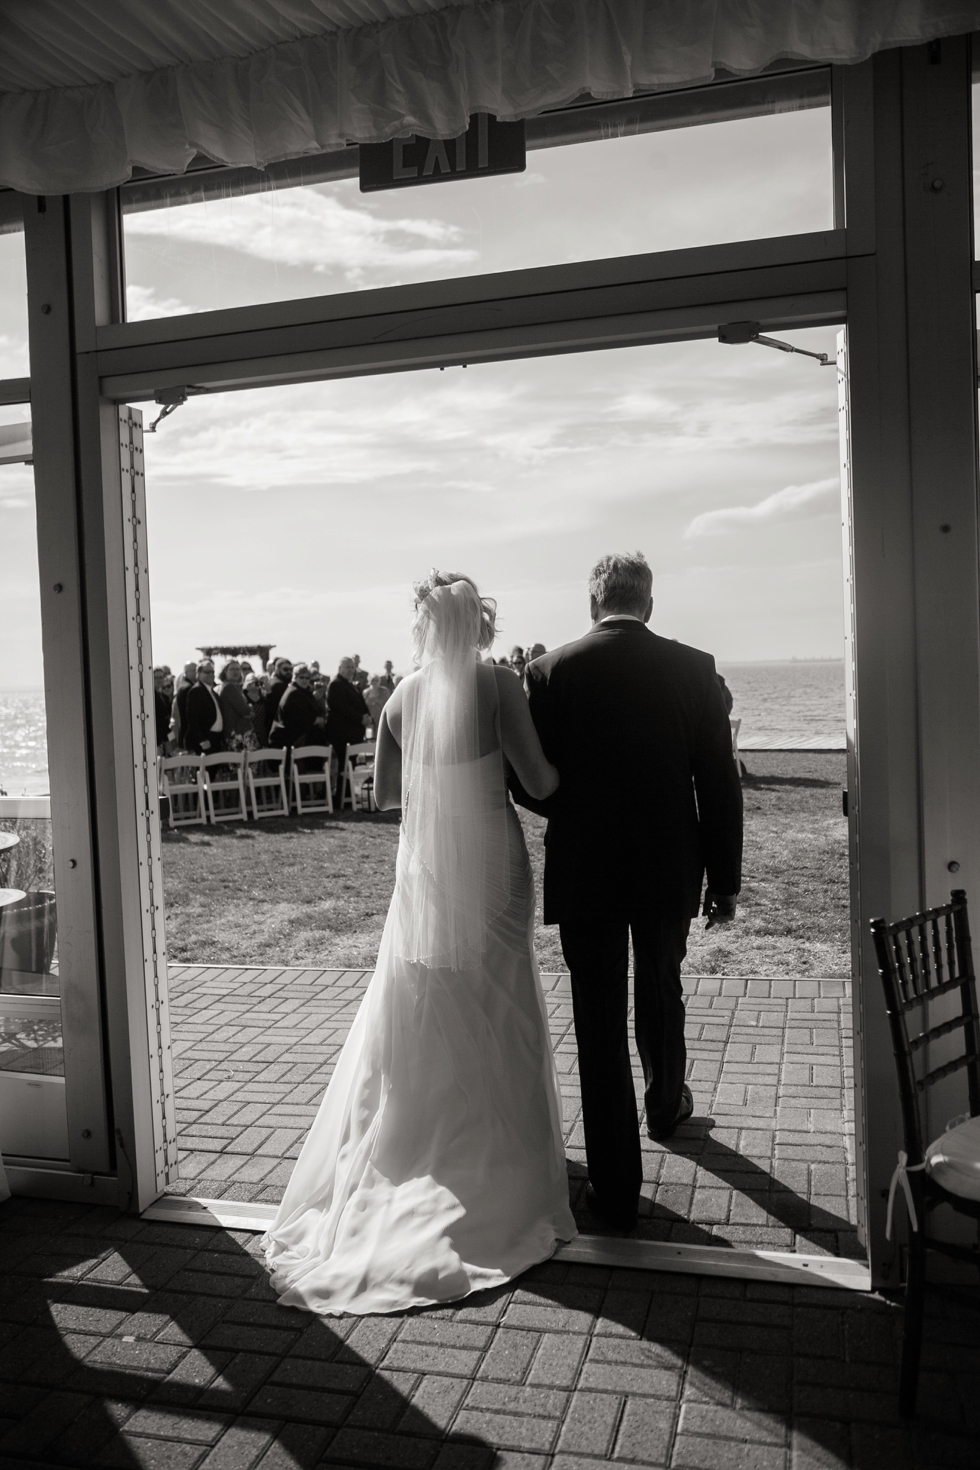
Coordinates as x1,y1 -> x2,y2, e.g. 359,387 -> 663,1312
359,114 -> 525,192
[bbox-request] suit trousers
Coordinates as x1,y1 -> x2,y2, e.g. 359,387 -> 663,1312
559,906 -> 691,1219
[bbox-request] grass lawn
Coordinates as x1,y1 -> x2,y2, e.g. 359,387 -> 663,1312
160,752 -> 849,977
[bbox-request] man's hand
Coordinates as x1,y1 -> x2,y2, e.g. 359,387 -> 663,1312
702,891 -> 737,929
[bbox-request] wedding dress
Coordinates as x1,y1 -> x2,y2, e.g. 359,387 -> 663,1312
263,582 -> 575,1315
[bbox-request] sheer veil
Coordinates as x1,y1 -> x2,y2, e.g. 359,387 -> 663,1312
394,579 -> 512,971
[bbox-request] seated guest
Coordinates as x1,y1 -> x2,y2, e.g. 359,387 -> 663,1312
364,674 -> 390,729
184,660 -> 225,754
265,658 -> 292,732
173,660 -> 197,749
326,656 -> 372,802
379,659 -> 396,692
271,664 -> 326,749
243,676 -> 268,748
217,660 -> 254,750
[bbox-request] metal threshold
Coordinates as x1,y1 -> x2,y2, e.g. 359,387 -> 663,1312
143,1195 -> 872,1292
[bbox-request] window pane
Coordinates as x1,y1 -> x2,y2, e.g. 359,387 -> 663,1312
0,224 -> 29,377
123,100 -> 833,321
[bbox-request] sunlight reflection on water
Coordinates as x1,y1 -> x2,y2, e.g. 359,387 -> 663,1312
0,691 -> 49,795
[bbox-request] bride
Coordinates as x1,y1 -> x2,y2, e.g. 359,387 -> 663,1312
263,571 -> 576,1315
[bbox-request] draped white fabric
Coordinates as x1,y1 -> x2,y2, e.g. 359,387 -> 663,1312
1,0 -> 980,193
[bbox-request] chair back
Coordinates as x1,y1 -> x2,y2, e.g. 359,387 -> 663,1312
244,747 -> 289,818
871,889 -> 980,1165
159,755 -> 205,828
201,751 -> 247,823
291,744 -> 334,815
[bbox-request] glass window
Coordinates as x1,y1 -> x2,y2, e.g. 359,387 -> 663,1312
123,82 -> 833,320
0,212 -> 29,378
1,426 -> 67,1160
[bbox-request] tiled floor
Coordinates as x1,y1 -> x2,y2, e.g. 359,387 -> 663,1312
0,1196 -> 976,1469
167,967 -> 858,1256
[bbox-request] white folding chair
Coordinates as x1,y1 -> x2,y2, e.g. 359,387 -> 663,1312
202,752 -> 247,823
159,755 -> 205,828
344,741 -> 377,812
245,748 -> 289,818
291,744 -> 334,815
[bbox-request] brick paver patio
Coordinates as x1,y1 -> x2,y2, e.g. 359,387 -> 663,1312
0,1196 -> 976,1469
166,967 -> 858,1257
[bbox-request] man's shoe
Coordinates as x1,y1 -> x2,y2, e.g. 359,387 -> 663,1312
647,1084 -> 694,1143
584,1183 -> 637,1234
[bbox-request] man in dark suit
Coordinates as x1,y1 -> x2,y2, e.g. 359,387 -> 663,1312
513,551 -> 742,1231
326,656 -> 371,804
183,660 -> 225,755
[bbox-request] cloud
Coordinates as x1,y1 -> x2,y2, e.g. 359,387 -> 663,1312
683,477 -> 839,537
126,285 -> 195,321
125,187 -> 477,282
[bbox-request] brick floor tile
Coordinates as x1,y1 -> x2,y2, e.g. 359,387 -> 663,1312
255,1421 -> 333,1468
790,1418 -> 851,1469
80,1336 -> 188,1376
465,1381 -> 567,1418
613,1396 -> 674,1465
579,1361 -> 679,1398
124,1406 -> 231,1444
555,1388 -> 622,1457
271,1356 -> 369,1392
247,1380 -> 351,1430
346,1370 -> 419,1430
324,1425 -> 440,1467
474,1327 -> 536,1383
0,1388 -> 91,1456
526,1332 -> 587,1389
431,1443 -> 496,1470
503,1303 -> 595,1335
398,1319 -> 493,1351
199,1416 -> 278,1469
338,1317 -> 401,1365
453,1407 -> 558,1454
672,1436 -> 786,1469
398,1373 -> 469,1433
384,1341 -> 483,1376
98,1432 -> 208,1467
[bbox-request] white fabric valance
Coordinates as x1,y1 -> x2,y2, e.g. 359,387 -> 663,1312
1,0 -> 979,195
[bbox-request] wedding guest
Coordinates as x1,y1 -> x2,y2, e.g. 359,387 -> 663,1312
528,642 -> 547,662
379,660 -> 396,693
243,676 -> 268,747
153,667 -> 172,752
272,664 -> 326,749
364,673 -> 390,728
217,660 -> 254,749
265,658 -> 292,732
239,660 -> 255,679
351,654 -> 370,692
184,660 -> 225,754
326,656 -> 371,802
312,673 -> 328,718
173,660 -> 197,749
509,646 -> 526,678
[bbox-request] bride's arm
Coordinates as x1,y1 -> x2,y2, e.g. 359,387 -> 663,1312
495,667 -> 559,801
373,698 -> 402,810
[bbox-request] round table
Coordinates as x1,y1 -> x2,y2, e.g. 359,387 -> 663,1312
0,889 -> 26,908
0,832 -> 20,853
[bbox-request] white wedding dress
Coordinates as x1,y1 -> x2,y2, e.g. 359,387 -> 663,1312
263,583 -> 575,1315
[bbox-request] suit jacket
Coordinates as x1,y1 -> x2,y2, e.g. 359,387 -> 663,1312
184,682 -> 225,755
153,690 -> 172,745
273,684 -> 325,748
264,677 -> 289,732
515,619 -> 742,925
326,676 -> 370,748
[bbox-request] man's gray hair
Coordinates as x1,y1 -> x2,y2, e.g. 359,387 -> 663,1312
588,552 -> 653,615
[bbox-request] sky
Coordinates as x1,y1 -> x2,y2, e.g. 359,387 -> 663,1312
0,101 -> 853,686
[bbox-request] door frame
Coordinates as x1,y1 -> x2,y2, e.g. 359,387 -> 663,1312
6,42 -> 980,1285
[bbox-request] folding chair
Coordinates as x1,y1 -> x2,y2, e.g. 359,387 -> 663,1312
343,741 -> 376,812
159,755 -> 205,828
291,744 -> 334,815
202,752 -> 247,823
245,748 -> 289,818
871,888 -> 980,1417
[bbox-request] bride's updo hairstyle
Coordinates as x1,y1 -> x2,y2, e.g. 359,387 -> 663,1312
411,570 -> 497,665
